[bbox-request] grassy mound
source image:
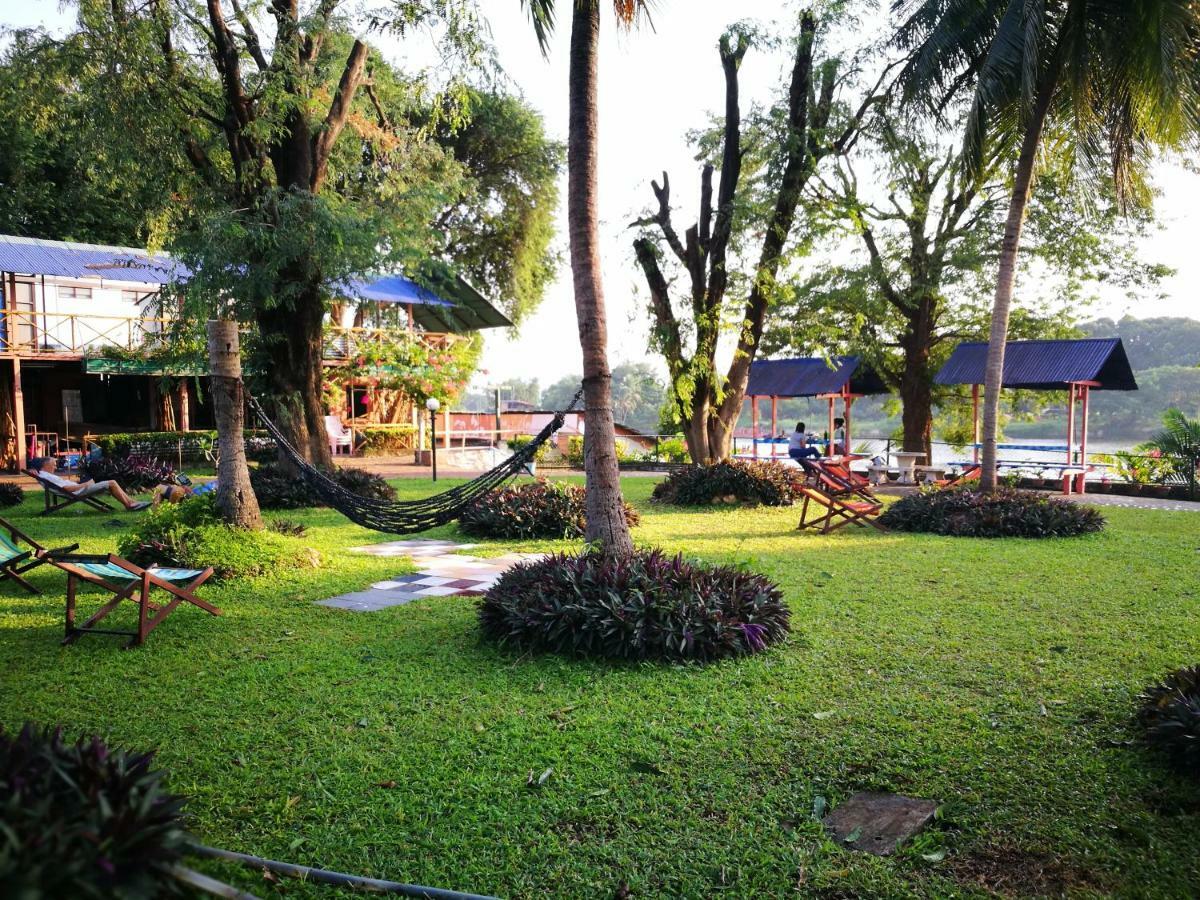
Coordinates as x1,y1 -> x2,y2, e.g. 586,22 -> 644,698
479,548 -> 789,662
651,459 -> 801,507
459,481 -> 639,539
879,487 -> 1105,538
117,495 -> 320,578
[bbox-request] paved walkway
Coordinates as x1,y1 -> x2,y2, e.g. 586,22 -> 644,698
317,539 -> 543,612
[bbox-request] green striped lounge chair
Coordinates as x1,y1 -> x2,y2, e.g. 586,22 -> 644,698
0,517 -> 77,594
47,553 -> 220,648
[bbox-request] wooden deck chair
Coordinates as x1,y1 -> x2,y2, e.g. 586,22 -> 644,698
27,469 -> 116,516
935,463 -> 981,488
0,517 -> 78,594
45,553 -> 219,648
798,458 -> 880,505
797,486 -> 886,535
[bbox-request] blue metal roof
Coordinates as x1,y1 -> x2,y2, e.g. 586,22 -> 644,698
0,235 -> 184,284
934,338 -> 1137,391
747,356 -> 889,398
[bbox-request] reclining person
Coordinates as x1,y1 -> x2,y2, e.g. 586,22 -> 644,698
29,456 -> 151,511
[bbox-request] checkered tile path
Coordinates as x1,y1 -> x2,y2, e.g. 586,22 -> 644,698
317,540 -> 544,612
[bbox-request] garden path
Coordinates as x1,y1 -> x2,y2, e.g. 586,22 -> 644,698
316,539 -> 543,611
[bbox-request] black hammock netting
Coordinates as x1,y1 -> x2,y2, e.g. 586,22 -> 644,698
245,389 -> 583,535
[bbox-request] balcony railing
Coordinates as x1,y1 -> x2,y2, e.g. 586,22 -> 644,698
0,311 -> 458,360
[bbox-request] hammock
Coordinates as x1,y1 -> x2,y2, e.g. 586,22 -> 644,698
245,390 -> 581,535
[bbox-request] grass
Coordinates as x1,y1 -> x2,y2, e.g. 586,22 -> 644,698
2,477 -> 1199,897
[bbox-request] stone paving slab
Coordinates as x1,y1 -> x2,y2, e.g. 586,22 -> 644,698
318,540 -> 544,611
822,792 -> 938,856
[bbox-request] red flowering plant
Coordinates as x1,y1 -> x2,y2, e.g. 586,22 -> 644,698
323,330 -> 482,409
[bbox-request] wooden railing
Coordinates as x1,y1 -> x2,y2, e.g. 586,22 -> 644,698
0,311 -> 457,359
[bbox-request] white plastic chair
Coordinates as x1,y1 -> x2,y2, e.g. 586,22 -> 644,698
324,415 -> 353,456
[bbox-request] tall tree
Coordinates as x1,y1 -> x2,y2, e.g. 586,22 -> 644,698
631,16 -> 893,464
522,0 -> 652,554
768,111 -> 1165,459
894,0 -> 1200,490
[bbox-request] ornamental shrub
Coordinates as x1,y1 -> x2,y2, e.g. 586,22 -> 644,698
459,481 -> 639,539
651,459 -> 801,507
507,434 -> 550,464
358,426 -> 417,456
878,487 -> 1105,538
1137,664 -> 1200,774
117,494 -> 319,579
0,723 -> 191,898
79,454 -> 177,492
249,462 -> 396,509
479,549 -> 790,662
0,482 -> 25,507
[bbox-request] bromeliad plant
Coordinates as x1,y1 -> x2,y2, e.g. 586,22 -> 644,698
79,454 -> 177,492
478,549 -> 790,663
0,482 -> 24,507
651,459 -> 801,507
879,487 -> 1105,538
459,480 -> 638,539
1137,665 -> 1200,774
0,723 -> 191,898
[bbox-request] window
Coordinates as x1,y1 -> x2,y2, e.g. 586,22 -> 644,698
58,285 -> 93,300
122,289 -> 158,305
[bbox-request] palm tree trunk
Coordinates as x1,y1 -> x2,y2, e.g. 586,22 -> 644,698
206,319 -> 263,529
568,0 -> 633,553
979,66 -> 1061,492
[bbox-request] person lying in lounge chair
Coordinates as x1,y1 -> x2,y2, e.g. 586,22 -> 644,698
29,457 -> 151,511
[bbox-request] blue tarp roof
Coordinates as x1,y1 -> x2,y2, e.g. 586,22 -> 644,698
747,356 -> 888,398
934,338 -> 1137,391
0,234 -> 511,332
0,235 -> 184,283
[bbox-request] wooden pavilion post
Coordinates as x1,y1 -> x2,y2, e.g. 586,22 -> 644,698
1065,383 -> 1076,466
12,358 -> 25,471
770,396 -> 778,442
971,384 -> 980,464
827,397 -> 835,457
843,388 -> 851,456
750,396 -> 759,457
178,379 -> 190,431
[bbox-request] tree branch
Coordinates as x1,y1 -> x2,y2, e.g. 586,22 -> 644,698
230,0 -> 269,70
633,238 -> 687,382
311,38 -> 370,190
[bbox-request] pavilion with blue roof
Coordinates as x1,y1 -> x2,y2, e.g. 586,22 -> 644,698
934,337 -> 1137,491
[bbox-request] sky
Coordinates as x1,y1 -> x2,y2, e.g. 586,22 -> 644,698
3,0 -> 1197,393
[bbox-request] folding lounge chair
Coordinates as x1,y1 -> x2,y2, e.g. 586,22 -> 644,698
797,486 -> 886,534
27,469 -> 116,516
935,463 -> 982,488
45,553 -> 219,648
797,458 -> 880,505
0,517 -> 78,594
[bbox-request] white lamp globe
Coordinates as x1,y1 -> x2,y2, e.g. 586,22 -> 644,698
425,397 -> 441,412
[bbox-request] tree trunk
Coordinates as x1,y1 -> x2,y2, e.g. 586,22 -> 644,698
899,312 -> 934,459
980,57 -> 1062,492
206,320 -> 262,529
567,1 -> 633,554
254,280 -> 333,471
682,400 -> 711,467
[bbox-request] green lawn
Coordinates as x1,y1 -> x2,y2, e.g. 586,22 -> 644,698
2,477 -> 1199,898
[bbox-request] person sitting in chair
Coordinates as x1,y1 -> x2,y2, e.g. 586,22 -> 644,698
788,422 -> 821,461
831,418 -> 847,456
29,457 -> 151,511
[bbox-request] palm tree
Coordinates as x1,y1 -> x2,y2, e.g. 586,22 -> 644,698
895,0 -> 1200,491
522,0 -> 652,554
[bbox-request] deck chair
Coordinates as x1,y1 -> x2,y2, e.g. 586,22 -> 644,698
0,517 -> 78,594
27,469 -> 116,516
797,486 -> 886,534
798,458 -> 880,504
935,463 -> 981,488
45,553 -> 219,648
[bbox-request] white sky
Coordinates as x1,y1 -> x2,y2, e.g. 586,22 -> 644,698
3,0 -> 1197,390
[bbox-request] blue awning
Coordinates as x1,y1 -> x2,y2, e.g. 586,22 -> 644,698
934,338 -> 1137,391
343,274 -> 456,308
747,356 -> 889,398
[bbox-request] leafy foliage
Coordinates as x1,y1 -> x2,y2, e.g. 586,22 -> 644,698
249,463 -> 396,510
79,454 -> 177,493
459,481 -> 638,540
507,435 -> 551,464
651,460 -> 801,507
541,364 -> 668,433
356,426 -> 417,457
1138,665 -> 1200,773
0,723 -> 190,898
117,494 -> 317,579
478,549 -> 789,663
324,332 -> 482,407
879,488 -> 1105,538
0,482 -> 25,508
1146,409 -> 1200,481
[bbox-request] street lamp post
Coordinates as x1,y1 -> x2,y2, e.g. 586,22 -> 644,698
426,397 -> 441,482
